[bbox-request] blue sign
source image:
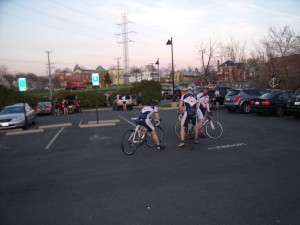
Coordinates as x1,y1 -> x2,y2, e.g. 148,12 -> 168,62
18,78 -> 27,91
92,73 -> 99,86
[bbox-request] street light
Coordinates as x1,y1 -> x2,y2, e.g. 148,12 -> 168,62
155,58 -> 160,82
166,37 -> 175,102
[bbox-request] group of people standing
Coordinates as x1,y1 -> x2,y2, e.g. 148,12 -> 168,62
178,86 -> 212,147
53,99 -> 69,116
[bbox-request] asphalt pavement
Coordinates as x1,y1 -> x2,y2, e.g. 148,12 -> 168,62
0,107 -> 300,225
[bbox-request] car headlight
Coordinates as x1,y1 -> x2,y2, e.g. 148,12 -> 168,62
11,116 -> 25,122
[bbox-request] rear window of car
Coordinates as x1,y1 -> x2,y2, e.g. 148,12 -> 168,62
260,93 -> 278,98
227,90 -> 240,96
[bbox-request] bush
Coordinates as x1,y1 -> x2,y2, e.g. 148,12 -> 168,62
130,80 -> 162,105
0,85 -> 48,109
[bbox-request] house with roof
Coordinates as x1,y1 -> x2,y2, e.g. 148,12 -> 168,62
216,60 -> 246,84
174,70 -> 200,85
58,64 -> 107,88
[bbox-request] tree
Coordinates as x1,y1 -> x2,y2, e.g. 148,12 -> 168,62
223,37 -> 247,63
0,64 -> 10,88
104,72 -> 112,86
260,25 -> 300,88
197,37 -> 219,83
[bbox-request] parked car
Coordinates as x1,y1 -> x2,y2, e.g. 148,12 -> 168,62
286,94 -> 300,118
35,102 -> 54,115
113,94 -> 136,110
224,88 -> 268,113
0,103 -> 36,129
250,91 -> 297,116
161,88 -> 173,100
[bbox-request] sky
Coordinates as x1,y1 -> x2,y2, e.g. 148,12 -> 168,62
0,0 -> 300,76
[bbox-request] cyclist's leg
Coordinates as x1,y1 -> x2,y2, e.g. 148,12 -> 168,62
144,119 -> 165,150
196,109 -> 204,130
192,115 -> 198,141
179,112 -> 188,147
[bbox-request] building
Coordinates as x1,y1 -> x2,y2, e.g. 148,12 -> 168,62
58,64 -> 107,88
174,71 -> 200,85
108,69 -> 125,86
128,71 -> 157,83
216,60 -> 245,84
266,54 -> 300,88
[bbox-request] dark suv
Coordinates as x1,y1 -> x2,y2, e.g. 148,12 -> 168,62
224,88 -> 268,113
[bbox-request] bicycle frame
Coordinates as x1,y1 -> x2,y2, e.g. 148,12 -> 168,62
128,124 -> 145,145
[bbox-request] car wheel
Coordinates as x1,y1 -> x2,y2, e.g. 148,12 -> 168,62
227,108 -> 236,113
23,119 -> 29,130
32,116 -> 36,125
241,102 -> 251,114
275,106 -> 284,117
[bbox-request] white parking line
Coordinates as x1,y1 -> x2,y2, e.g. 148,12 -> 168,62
118,115 -> 136,127
78,118 -> 83,126
208,143 -> 246,150
45,127 -> 65,150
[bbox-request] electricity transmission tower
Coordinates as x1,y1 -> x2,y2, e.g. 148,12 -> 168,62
116,13 -> 135,84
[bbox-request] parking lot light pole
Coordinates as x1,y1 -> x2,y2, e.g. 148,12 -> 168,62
166,37 -> 175,102
155,58 -> 160,82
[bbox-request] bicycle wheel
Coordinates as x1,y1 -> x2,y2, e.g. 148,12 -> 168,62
205,120 -> 223,139
145,126 -> 164,148
175,120 -> 181,138
121,129 -> 139,155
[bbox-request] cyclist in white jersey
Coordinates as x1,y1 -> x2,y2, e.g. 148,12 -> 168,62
178,87 -> 199,147
196,86 -> 211,138
138,100 -> 165,150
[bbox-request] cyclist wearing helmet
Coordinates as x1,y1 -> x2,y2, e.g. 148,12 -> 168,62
138,100 -> 165,150
178,87 -> 199,147
196,86 -> 211,138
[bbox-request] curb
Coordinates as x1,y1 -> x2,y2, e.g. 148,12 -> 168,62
79,123 -> 116,128
88,119 -> 120,124
5,129 -> 44,136
39,123 -> 72,129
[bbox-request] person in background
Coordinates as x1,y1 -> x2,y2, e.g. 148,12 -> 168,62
137,92 -> 143,110
122,95 -> 127,111
214,86 -> 220,110
62,99 -> 68,115
54,98 -> 60,116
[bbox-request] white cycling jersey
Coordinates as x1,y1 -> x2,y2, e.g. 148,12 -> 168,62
196,92 -> 210,119
138,106 -> 158,131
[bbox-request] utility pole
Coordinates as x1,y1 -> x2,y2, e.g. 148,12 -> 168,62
115,13 -> 135,84
114,57 -> 121,91
45,51 -> 54,99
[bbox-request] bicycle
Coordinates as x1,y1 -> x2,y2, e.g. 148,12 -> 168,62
175,112 -> 223,139
121,118 -> 164,155
269,74 -> 285,89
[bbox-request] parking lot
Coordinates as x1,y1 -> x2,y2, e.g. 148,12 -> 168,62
0,107 -> 300,225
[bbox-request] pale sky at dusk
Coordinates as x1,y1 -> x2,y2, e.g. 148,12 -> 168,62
0,0 -> 299,76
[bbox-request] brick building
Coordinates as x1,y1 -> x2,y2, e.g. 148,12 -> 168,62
58,64 -> 107,88
216,60 -> 245,84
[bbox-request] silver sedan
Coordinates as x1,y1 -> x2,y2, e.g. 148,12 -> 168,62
0,103 -> 36,129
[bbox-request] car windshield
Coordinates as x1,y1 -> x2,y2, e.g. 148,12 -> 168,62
227,90 -> 240,96
0,106 -> 24,115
